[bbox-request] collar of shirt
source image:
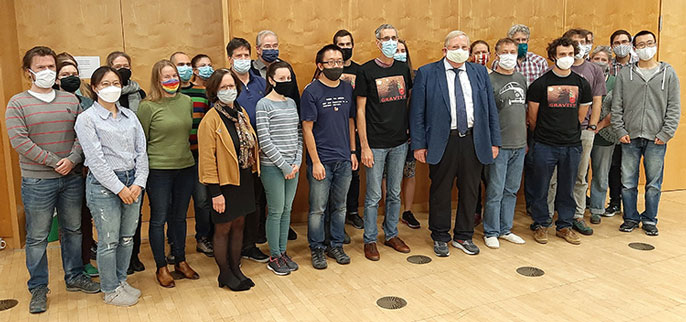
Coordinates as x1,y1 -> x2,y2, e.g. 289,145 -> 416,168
94,101 -> 129,120
252,59 -> 267,72
443,58 -> 466,73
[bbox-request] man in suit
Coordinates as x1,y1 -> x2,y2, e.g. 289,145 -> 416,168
410,31 -> 501,257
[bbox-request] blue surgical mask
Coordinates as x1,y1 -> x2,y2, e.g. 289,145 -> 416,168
261,49 -> 279,63
517,43 -> 528,58
394,52 -> 407,62
197,65 -> 214,79
177,65 -> 193,82
381,40 -> 398,58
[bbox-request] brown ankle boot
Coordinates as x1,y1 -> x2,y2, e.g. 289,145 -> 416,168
175,261 -> 199,280
156,266 -> 175,288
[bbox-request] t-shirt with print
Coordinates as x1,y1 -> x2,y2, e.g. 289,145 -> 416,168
527,70 -> 593,147
489,70 -> 528,149
354,59 -> 412,148
570,60 -> 607,127
341,61 -> 360,89
301,79 -> 356,164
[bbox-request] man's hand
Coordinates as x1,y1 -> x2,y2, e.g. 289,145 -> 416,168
55,158 -> 74,175
361,147 -> 374,168
351,154 -> 359,171
492,146 -> 500,160
619,135 -> 631,144
312,162 -> 326,180
414,149 -> 427,163
655,137 -> 665,145
212,195 -> 225,213
118,186 -> 134,205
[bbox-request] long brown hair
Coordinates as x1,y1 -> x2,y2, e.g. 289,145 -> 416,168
146,59 -> 178,102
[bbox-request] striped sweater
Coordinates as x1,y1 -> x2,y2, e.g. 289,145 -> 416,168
255,97 -> 303,175
179,84 -> 209,155
5,90 -> 83,178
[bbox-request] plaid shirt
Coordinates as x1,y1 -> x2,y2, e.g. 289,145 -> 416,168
610,54 -> 639,76
492,51 -> 549,86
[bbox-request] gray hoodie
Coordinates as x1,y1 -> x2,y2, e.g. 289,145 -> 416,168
611,62 -> 680,143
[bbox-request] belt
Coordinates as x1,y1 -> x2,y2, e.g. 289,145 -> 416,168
450,128 -> 473,137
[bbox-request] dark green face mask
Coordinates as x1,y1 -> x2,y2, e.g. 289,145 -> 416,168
517,43 -> 528,58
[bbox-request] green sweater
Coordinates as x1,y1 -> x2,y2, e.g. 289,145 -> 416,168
137,94 -> 195,169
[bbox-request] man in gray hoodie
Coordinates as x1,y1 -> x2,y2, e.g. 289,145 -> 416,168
611,30 -> 681,236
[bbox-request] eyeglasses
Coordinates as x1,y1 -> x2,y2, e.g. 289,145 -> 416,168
377,36 -> 398,42
261,44 -> 279,50
320,60 -> 344,67
635,41 -> 656,49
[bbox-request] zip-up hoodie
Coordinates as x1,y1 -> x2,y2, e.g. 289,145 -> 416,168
611,61 -> 680,143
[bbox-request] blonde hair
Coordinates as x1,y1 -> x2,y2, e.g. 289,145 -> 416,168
146,59 -> 178,102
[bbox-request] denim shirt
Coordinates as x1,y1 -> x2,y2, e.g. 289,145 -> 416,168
75,101 -> 149,194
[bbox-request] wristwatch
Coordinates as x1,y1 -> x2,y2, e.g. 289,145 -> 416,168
588,124 -> 597,131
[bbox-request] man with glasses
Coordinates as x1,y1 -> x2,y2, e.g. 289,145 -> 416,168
611,30 -> 681,236
356,24 -> 413,261
492,24 -> 549,86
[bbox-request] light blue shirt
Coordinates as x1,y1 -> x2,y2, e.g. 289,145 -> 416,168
75,101 -> 148,194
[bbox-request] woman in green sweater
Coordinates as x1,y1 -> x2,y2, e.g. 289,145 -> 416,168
137,59 -> 199,288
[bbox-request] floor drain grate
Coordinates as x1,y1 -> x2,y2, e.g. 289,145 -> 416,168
0,299 -> 18,311
516,266 -> 545,277
407,255 -> 432,264
376,296 -> 407,310
629,242 -> 655,251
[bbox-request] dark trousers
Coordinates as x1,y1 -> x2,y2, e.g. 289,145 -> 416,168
523,129 -> 535,212
346,136 -> 361,214
428,132 -> 482,242
608,144 -> 622,207
243,173 -> 266,251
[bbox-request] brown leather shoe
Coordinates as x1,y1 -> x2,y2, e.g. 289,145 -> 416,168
533,226 -> 548,244
383,236 -> 410,253
364,243 -> 380,261
156,267 -> 175,288
175,261 -> 200,280
556,227 -> 581,245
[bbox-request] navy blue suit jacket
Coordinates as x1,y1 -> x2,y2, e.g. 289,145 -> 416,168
410,59 -> 501,165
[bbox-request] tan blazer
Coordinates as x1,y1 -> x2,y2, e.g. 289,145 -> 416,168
198,107 -> 259,186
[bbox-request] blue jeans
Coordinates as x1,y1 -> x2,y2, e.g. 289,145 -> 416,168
86,170 -> 141,293
261,165 -> 299,257
307,161 -> 352,250
483,147 -> 526,237
621,139 -> 666,225
589,145 -> 615,215
192,163 -> 212,241
22,174 -> 84,291
363,142 -> 407,244
528,142 -> 582,230
147,167 -> 195,268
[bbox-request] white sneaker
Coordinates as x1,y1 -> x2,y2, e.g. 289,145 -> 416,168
104,286 -> 138,307
500,233 -> 526,244
484,236 -> 500,249
120,281 -> 141,298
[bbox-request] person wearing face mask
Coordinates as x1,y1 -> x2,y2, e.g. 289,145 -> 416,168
611,30 -> 681,237
491,24 -> 549,86
75,66 -> 148,307
6,46 -> 101,314
170,51 -> 214,258
190,54 -> 214,88
250,30 -> 301,115
198,68 -> 260,291
106,51 -> 146,112
482,38 -> 528,249
609,29 -> 639,77
470,40 -> 492,72
526,37 -> 593,245
136,60 -> 198,288
356,24 -> 413,261
409,30 -> 501,257
255,62 -> 302,275
56,52 -> 93,98
301,45 -> 358,270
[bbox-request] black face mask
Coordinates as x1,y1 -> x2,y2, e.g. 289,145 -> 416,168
59,75 -> 81,93
340,48 -> 353,61
117,68 -> 132,85
273,80 -> 295,96
322,67 -> 344,81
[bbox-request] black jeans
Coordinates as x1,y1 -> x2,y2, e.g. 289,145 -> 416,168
428,132 -> 482,242
346,135 -> 361,214
608,144 -> 622,207
242,173 -> 266,251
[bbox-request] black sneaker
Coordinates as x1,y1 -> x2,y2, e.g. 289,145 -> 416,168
642,223 -> 659,236
401,211 -> 420,229
282,252 -> 299,271
451,239 -> 480,255
326,247 -> 351,265
433,241 -> 450,257
29,286 -> 49,314
346,213 -> 364,229
343,230 -> 351,244
66,273 -> 101,293
288,227 -> 298,240
619,221 -> 640,232
127,256 -> 144,275
196,237 -> 214,257
266,256 -> 291,276
89,244 -> 97,260
311,248 -> 328,269
604,204 -> 621,217
242,246 -> 269,263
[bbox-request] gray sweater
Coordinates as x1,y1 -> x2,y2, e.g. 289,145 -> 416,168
611,62 -> 681,143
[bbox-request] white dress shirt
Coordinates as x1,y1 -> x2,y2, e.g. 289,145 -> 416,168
444,58 -> 474,129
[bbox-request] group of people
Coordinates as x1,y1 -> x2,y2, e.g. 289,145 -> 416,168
5,22 -> 680,314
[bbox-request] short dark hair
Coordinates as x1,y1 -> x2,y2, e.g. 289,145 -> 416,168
226,37 -> 252,57
470,40 -> 490,53
205,68 -> 242,104
333,29 -> 354,46
633,30 -> 656,47
312,44 -> 343,80
89,66 -> 121,101
494,38 -> 517,53
191,54 -> 211,68
610,29 -> 632,45
547,37 -> 579,61
562,28 -> 588,40
22,46 -> 56,70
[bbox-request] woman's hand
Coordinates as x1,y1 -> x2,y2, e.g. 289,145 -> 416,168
212,195 -> 226,213
118,186 -> 134,205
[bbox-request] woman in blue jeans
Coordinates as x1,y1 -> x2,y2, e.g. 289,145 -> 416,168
255,62 -> 303,275
75,66 -> 148,306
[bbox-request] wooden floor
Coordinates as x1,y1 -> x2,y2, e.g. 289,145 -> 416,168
1,191 -> 686,321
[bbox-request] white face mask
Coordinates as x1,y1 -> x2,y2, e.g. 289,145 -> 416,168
613,44 -> 631,58
556,56 -> 575,70
636,46 -> 657,61
217,88 -> 238,104
97,86 -> 122,103
446,48 -> 470,64
498,53 -> 518,70
29,69 -> 56,89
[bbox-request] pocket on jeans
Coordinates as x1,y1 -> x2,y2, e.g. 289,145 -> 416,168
22,177 -> 43,185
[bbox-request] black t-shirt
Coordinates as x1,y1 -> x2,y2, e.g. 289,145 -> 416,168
341,61 -> 360,90
354,59 -> 412,148
527,70 -> 592,146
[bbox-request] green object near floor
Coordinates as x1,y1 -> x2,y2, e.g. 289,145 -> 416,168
47,215 -> 59,242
